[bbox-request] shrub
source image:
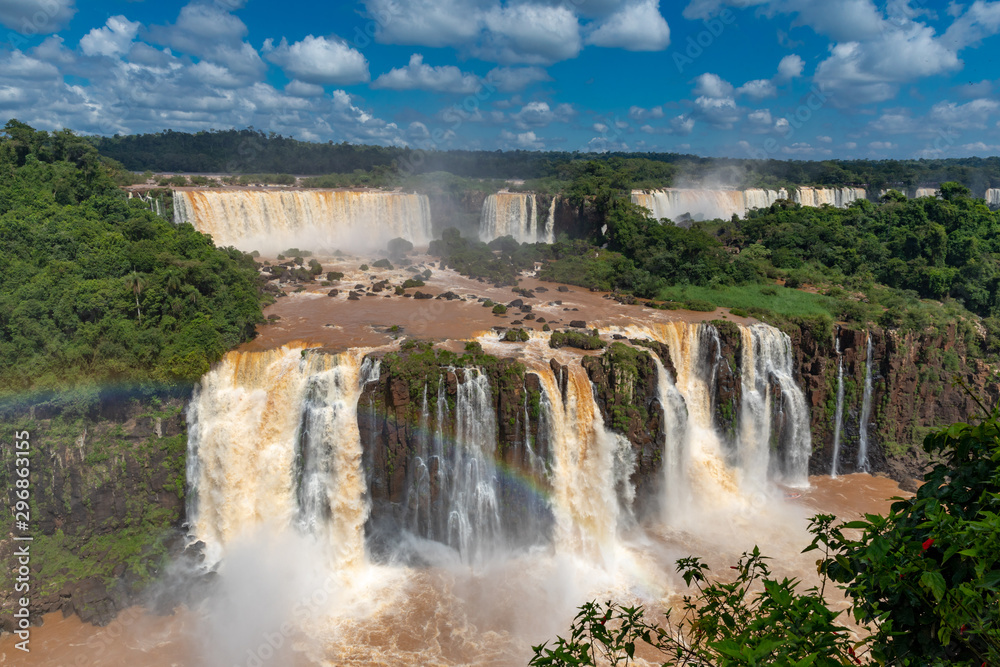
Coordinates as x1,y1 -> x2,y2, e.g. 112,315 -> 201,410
402,278 -> 425,289
549,331 -> 605,350
326,271 -> 344,281
373,259 -> 393,269
684,299 -> 716,312
492,304 -> 508,314
502,328 -> 530,342
387,237 -> 413,257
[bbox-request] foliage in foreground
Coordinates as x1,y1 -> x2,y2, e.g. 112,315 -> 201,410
531,405 -> 1000,666
817,396 -> 1000,665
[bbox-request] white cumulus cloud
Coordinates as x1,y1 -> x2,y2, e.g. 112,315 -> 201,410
264,35 -> 370,85
373,54 -> 480,93
586,0 -> 671,51
80,15 -> 140,57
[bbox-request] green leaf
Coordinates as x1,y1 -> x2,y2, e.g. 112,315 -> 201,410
920,570 -> 947,602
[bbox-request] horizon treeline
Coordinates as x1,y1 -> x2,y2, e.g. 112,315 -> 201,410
89,127 -> 1000,192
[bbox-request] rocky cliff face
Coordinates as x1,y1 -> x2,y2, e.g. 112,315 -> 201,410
427,191 -> 489,240
581,342 -> 664,519
554,197 -> 601,240
0,396 -> 192,627
357,342 -> 550,555
788,323 -> 998,485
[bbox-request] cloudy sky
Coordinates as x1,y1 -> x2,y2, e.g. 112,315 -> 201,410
2,0 -> 1000,159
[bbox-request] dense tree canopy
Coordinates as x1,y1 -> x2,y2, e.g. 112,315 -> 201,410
726,186 -> 1000,317
0,120 -> 266,399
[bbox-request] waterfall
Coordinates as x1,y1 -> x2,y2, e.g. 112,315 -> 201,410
830,337 -> 845,478
186,346 -> 376,567
187,319 -> 817,577
404,378 -> 451,543
448,369 -> 504,562
631,187 -> 865,223
397,369 -> 511,564
792,187 -> 867,208
857,333 -> 874,473
647,323 -> 741,510
630,188 -> 753,222
533,363 -> 633,565
479,192 -> 540,243
649,354 -> 689,522
544,196 -> 557,244
172,189 -> 433,253
739,324 -> 812,487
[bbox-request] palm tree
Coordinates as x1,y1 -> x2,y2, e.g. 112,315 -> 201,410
165,270 -> 182,294
125,271 -> 147,324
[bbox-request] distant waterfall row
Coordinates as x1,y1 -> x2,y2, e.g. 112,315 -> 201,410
173,189 -> 433,253
185,321 -> 812,569
629,185 -> 1000,223
478,193 -> 556,244
630,187 -> 868,223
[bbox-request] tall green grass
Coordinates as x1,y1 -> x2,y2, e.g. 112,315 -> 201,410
657,283 -> 837,318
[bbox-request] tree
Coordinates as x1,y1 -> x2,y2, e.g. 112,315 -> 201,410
124,271 -> 147,324
939,181 -> 972,201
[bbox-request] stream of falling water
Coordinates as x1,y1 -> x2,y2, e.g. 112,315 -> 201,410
545,196 -> 557,244
532,363 -> 635,567
857,333 -> 874,472
831,337 -> 845,478
741,324 -> 812,487
186,346 -> 375,567
640,322 -> 743,514
480,193 -> 543,243
172,189 -> 433,252
649,353 -> 689,523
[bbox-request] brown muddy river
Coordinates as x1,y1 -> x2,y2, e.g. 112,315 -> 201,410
2,474 -> 909,667
243,252 -> 751,352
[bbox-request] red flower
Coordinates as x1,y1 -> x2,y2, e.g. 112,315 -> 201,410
730,566 -> 739,570
922,538 -> 935,552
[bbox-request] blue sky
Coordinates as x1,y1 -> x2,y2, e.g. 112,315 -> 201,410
2,0 -> 1000,159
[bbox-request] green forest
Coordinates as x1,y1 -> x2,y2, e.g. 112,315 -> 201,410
91,127 -> 1000,192
0,120 -> 267,408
